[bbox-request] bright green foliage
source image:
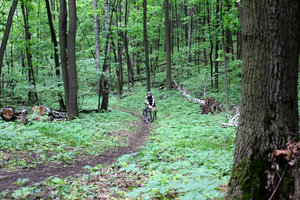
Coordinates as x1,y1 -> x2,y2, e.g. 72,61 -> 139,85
0,86 -> 236,199
0,108 -> 137,170
111,87 -> 235,199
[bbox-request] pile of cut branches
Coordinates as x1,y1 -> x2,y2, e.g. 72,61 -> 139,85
200,96 -> 223,114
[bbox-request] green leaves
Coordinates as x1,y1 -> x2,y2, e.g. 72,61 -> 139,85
108,87 -> 236,199
0,104 -> 138,171
12,178 -> 30,186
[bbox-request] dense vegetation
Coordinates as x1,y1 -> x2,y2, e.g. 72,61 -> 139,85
0,0 -> 244,198
0,85 -> 236,199
1,0 -> 298,199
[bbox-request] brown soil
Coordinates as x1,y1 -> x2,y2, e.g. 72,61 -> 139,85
0,111 -> 150,192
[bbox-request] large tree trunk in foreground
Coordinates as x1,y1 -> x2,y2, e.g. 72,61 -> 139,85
226,1 -> 299,199
0,0 -> 18,94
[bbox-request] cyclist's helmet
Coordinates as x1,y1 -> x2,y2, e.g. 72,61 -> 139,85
147,91 -> 151,95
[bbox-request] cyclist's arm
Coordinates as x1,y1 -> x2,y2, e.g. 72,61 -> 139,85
145,97 -> 149,105
152,96 -> 155,106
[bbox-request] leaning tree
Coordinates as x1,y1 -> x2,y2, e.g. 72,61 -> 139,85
226,0 -> 299,199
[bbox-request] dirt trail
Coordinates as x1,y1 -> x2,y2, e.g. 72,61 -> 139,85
0,111 -> 150,192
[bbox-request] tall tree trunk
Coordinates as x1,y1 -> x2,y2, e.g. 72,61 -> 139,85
59,0 -> 69,112
175,0 -> 179,51
51,0 -> 56,20
123,0 -> 134,87
100,0 -> 111,111
214,0 -> 219,90
21,0 -> 38,104
0,0 -> 18,96
136,48 -> 140,75
226,0 -> 299,199
225,28 -> 234,60
116,0 -> 123,96
93,0 -> 102,99
143,0 -> 150,91
67,0 -> 78,119
206,0 -> 214,88
187,6 -> 193,63
220,0 -> 229,111
170,3 -> 173,54
184,2 -> 188,44
45,0 -> 65,110
124,36 -> 134,87
164,0 -> 171,90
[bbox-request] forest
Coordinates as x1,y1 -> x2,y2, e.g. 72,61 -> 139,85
0,0 -> 299,199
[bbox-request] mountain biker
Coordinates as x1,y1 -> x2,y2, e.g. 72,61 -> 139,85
145,91 -> 157,118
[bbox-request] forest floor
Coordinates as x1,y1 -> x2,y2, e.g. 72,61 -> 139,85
0,110 -> 150,192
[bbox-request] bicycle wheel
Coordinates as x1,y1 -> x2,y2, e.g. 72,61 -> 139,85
145,109 -> 153,123
142,109 -> 147,121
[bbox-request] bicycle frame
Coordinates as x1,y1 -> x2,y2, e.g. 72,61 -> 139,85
143,103 -> 154,123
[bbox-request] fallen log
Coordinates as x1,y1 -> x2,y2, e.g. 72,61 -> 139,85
173,80 -> 206,106
174,80 -> 224,115
32,106 -> 67,120
1,107 -> 15,121
0,106 -> 67,122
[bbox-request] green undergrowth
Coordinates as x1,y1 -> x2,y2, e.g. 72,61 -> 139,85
0,83 -> 237,199
109,86 -> 236,199
0,109 -> 137,171
4,85 -> 237,199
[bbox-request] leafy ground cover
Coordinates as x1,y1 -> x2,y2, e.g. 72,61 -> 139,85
109,86 -> 236,199
0,108 -> 137,171
1,84 -> 236,199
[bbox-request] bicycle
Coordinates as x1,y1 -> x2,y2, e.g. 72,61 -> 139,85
143,103 -> 154,123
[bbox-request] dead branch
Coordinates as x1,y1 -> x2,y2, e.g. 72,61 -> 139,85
173,80 -> 205,106
221,105 -> 240,127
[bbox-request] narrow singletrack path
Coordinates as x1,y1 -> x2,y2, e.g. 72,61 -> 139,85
0,110 -> 150,192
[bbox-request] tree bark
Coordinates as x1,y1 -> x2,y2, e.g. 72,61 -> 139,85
206,0 -> 214,89
220,0 -> 229,112
100,0 -> 111,111
51,0 -> 56,21
1,107 -> 15,121
93,0 -> 100,74
164,0 -> 171,90
67,0 -> 79,119
116,0 -> 123,96
123,0 -> 134,88
214,0 -> 219,90
143,0 -> 150,91
187,6 -> 193,63
21,0 -> 39,104
93,0 -> 102,100
45,0 -> 65,110
0,0 -> 18,95
59,0 -> 69,112
226,0 -> 299,199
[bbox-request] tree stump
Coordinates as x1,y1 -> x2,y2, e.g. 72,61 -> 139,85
1,107 -> 15,121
